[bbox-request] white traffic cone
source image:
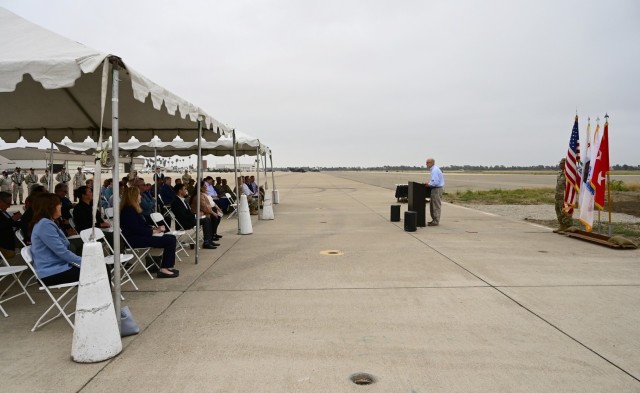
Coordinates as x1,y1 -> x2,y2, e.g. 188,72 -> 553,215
272,190 -> 280,204
238,195 -> 253,235
72,241 -> 122,363
260,191 -> 274,220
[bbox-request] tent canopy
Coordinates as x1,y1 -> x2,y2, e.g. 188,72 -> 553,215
0,7 -> 230,143
55,132 -> 270,158
0,146 -> 144,164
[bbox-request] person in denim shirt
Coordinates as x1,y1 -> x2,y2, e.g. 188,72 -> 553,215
30,193 -> 82,286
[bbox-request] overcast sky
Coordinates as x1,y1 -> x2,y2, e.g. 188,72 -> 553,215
1,0 -> 639,167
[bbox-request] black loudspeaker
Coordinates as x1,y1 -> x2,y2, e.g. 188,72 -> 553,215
390,205 -> 401,222
404,211 -> 417,232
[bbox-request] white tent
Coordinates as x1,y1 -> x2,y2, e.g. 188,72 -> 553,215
0,7 -> 229,141
55,133 -> 269,158
0,7 -> 233,331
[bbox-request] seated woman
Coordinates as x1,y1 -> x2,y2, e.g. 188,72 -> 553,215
120,187 -> 179,278
30,193 -> 82,286
20,185 -> 47,243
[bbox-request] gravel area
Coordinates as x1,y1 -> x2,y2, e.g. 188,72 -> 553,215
461,204 -> 640,224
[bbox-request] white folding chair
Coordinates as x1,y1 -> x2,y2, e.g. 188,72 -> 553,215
225,193 -> 238,219
120,233 -> 156,280
15,228 -> 27,248
150,212 -> 188,260
0,252 -> 35,317
79,229 -> 138,292
68,210 -> 76,230
157,195 -> 172,218
165,207 -> 201,249
104,207 -> 113,222
15,229 -> 39,288
20,246 -> 78,331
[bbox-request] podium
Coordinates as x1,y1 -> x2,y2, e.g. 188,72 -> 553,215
408,182 -> 427,227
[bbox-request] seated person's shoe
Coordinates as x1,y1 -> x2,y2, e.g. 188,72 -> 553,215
157,270 -> 179,278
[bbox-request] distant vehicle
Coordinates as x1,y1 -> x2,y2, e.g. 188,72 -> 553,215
288,167 -> 307,173
309,167 -> 320,172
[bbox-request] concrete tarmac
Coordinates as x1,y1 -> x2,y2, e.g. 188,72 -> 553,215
2,172 -> 639,392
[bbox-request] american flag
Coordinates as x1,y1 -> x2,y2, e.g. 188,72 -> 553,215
563,115 -> 581,214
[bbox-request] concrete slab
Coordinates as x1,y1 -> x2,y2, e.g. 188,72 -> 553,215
502,286 -> 640,380
1,291 -> 180,392
1,172 -> 639,392
81,289 -> 638,392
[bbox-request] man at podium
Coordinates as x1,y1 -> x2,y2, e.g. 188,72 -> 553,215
425,158 -> 445,226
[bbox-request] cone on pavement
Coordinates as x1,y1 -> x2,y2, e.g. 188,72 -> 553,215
71,241 -> 122,363
260,191 -> 274,220
238,194 -> 253,235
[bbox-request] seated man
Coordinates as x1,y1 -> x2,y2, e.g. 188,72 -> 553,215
240,176 -> 259,215
54,183 -> 73,220
219,178 -> 236,201
192,180 -> 223,242
0,191 -> 21,259
72,186 -> 111,232
54,183 -> 76,236
171,184 -> 218,249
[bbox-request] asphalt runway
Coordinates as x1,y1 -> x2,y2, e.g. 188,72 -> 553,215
327,171 -> 640,193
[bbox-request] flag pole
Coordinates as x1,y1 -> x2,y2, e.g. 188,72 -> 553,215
604,113 -> 612,236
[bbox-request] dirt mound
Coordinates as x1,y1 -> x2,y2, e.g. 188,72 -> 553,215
609,191 -> 640,217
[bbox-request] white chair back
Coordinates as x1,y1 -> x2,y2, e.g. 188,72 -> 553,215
20,246 -> 78,331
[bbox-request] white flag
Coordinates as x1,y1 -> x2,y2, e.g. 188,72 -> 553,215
578,121 -> 601,231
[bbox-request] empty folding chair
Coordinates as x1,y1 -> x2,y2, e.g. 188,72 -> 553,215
150,212 -> 188,260
79,229 -> 138,291
20,246 -> 78,331
225,193 -> 238,219
0,252 -> 35,317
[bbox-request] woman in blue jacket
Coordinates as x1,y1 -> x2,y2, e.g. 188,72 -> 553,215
120,187 -> 178,278
30,193 -> 83,286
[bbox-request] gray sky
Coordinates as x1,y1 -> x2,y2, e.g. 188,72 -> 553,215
1,0 -> 639,167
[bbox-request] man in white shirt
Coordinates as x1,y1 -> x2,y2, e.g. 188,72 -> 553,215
425,158 -> 445,226
240,176 -> 259,215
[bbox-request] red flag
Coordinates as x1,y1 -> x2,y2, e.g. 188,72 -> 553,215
590,117 -> 610,210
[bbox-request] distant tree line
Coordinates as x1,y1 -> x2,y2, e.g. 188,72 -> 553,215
274,164 -> 639,172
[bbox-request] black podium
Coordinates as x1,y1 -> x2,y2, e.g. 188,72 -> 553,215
408,181 -> 427,227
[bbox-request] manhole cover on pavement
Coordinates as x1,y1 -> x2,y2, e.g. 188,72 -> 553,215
350,372 -> 376,385
320,250 -> 344,256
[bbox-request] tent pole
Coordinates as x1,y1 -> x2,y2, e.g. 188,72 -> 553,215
263,150 -> 268,191
195,120 -> 202,264
256,145 -> 260,220
111,67 -> 122,329
154,149 -> 158,213
270,152 -> 275,194
232,130 -> 239,234
48,142 -> 54,192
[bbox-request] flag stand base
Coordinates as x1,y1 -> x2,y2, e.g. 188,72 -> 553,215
559,228 -> 637,249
